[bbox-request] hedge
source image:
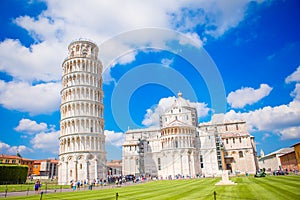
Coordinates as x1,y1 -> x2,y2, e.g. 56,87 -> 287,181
0,164 -> 28,184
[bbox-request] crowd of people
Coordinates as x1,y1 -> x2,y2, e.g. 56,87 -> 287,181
68,175 -> 146,191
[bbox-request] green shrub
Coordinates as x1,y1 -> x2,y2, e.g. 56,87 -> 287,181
0,164 -> 28,184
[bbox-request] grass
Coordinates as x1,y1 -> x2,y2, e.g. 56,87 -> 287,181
2,175 -> 300,200
0,181 -> 70,193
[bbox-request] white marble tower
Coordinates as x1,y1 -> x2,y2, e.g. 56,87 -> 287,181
58,39 -> 106,184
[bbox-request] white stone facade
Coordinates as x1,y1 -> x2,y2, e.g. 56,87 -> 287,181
258,148 -> 294,172
200,120 -> 259,175
122,93 -> 258,178
58,40 -> 107,185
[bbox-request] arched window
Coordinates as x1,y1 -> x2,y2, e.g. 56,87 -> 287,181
158,158 -> 161,170
239,151 -> 244,158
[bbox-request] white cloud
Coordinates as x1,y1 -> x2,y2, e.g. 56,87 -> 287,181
142,96 -> 210,127
0,141 -> 32,155
216,87 -> 300,140
142,96 -> 176,127
213,66 -> 300,140
30,131 -> 60,154
0,0 -> 267,117
291,83 -> 300,101
280,126 -> 300,140
14,15 -> 65,43
111,51 -> 138,67
104,130 -> 125,147
179,32 -> 203,48
0,80 -> 61,115
161,58 -> 174,67
191,102 -> 210,118
0,0 -> 263,83
285,65 -> 300,83
170,0 -> 263,38
3,118 -> 60,155
262,133 -> 271,141
14,119 -> 48,134
0,39 -> 64,82
227,84 -> 273,108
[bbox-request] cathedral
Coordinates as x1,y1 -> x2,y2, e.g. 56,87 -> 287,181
122,93 -> 258,178
57,40 -> 258,183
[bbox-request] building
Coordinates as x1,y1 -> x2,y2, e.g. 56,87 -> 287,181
58,39 -> 107,184
21,158 -> 34,176
258,147 -> 294,172
33,159 -> 58,179
0,154 -> 34,176
107,160 -> 122,176
122,93 -> 258,178
279,150 -> 297,172
292,142 -> 300,172
122,127 -> 161,176
200,120 -> 259,175
0,154 -> 22,165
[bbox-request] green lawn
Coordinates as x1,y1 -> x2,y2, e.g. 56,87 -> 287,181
0,181 -> 70,193
3,175 -> 300,200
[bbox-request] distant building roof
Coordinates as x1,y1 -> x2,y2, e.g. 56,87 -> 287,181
291,141 -> 300,147
126,127 -> 160,133
21,158 -> 34,161
34,159 -> 58,164
262,147 -> 294,158
0,155 -> 21,159
279,149 -> 295,157
199,119 -> 246,127
107,160 -> 122,167
0,154 -> 32,160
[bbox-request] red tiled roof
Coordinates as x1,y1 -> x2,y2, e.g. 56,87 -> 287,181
0,154 -> 32,160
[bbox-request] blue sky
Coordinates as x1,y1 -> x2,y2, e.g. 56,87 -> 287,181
0,0 -> 299,161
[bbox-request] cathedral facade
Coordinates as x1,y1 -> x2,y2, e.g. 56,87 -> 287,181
58,40 -> 107,184
122,93 -> 258,178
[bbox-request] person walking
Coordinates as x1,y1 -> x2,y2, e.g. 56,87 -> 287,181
72,181 -> 77,191
34,180 -> 40,194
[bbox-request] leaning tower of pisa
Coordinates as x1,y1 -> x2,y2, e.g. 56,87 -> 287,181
58,39 -> 106,184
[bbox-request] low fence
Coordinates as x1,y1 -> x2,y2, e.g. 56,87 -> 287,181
0,180 -> 68,193
0,179 -> 139,198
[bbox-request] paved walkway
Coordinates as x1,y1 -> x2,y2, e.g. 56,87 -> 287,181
0,182 -> 138,198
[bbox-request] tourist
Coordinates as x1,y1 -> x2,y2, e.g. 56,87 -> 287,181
34,180 -> 40,194
72,181 -> 77,191
77,180 -> 80,190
